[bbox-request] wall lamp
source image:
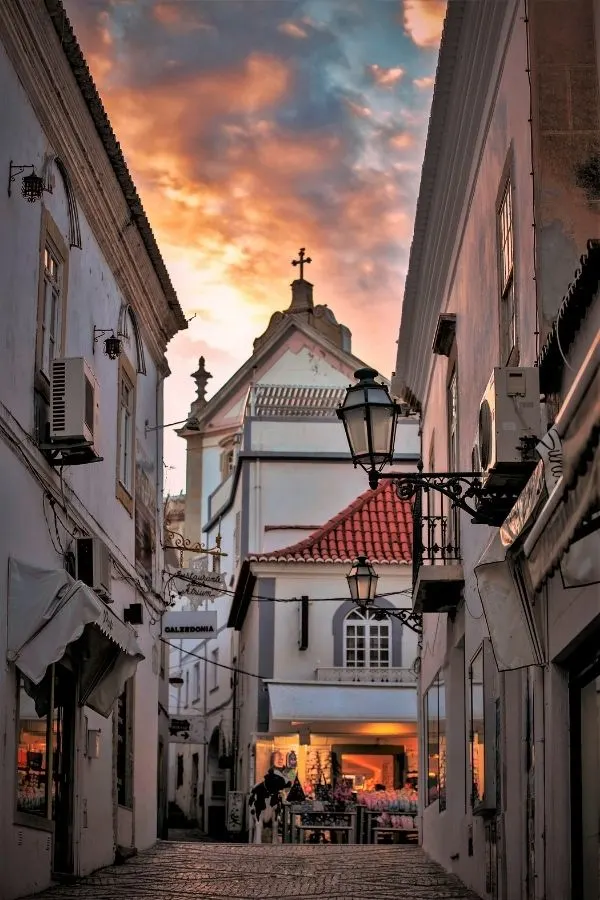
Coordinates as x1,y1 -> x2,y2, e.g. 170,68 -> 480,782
346,555 -> 422,633
93,328 -> 123,360
337,367 -> 508,525
8,161 -> 50,202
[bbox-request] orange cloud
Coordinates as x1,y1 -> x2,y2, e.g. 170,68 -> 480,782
413,75 -> 435,90
278,21 -> 308,39
389,132 -> 415,150
402,0 -> 446,48
367,64 -> 404,87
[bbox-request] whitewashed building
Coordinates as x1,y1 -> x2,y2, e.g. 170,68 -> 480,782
230,479 -> 420,804
392,2 -> 600,899
0,2 -> 185,897
171,267 -> 420,835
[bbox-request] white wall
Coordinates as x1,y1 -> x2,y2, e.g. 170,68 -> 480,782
0,16 -> 174,897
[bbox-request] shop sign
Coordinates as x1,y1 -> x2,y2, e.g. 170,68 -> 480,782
170,567 -> 227,602
161,611 -> 218,638
226,790 -> 245,832
169,715 -> 205,744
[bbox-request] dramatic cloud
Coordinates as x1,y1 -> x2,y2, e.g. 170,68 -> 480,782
65,0 -> 441,488
402,1 -> 446,48
367,64 -> 405,87
414,75 -> 435,90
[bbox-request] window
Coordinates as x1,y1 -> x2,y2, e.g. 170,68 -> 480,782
176,754 -> 184,789
116,357 -> 136,512
210,648 -> 219,691
36,212 -> 68,384
185,671 -> 189,708
467,644 -> 499,814
343,609 -> 390,668
498,178 -> 517,364
16,670 -> 56,819
447,367 -> 460,544
424,671 -> 446,808
193,662 -> 201,701
117,678 -> 134,808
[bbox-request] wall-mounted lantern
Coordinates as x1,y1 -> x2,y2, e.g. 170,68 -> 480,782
8,161 -> 50,203
93,327 -> 123,360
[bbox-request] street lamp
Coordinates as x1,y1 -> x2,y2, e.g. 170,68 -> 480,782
346,556 -> 378,608
336,367 -> 400,489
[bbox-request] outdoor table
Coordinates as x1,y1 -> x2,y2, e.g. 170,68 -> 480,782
358,808 -> 418,844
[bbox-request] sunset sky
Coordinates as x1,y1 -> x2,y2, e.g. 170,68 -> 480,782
65,0 -> 446,492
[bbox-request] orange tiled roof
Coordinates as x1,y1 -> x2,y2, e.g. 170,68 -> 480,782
250,480 -> 412,565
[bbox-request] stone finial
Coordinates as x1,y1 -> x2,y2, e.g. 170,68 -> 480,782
191,356 -> 212,408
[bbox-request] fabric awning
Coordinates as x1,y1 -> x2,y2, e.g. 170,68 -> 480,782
7,559 -> 144,717
524,333 -> 600,591
267,681 -> 417,725
474,533 -> 545,671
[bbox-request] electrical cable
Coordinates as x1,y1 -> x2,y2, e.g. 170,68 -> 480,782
161,568 -> 414,605
160,636 -> 262,681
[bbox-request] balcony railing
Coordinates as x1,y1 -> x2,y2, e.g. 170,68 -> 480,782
315,667 -> 417,684
412,485 -> 464,614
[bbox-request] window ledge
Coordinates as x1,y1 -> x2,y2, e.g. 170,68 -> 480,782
14,811 -> 55,833
209,686 -> 219,694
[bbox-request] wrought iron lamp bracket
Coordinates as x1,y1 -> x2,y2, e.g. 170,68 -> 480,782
370,468 -> 503,525
371,604 -> 422,635
163,527 -> 228,568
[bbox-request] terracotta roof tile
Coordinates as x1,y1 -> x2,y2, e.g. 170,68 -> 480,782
250,480 -> 412,565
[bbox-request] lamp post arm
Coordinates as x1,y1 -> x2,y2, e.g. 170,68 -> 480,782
369,469 -> 505,525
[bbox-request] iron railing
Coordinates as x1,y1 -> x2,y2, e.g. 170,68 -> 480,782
412,485 -> 461,589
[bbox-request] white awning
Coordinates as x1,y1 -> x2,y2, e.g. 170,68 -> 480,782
524,333 -> 600,590
267,681 -> 417,724
474,533 -> 545,671
7,559 -> 144,717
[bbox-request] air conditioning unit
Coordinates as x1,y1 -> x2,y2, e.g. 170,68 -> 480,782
76,536 -> 112,602
50,357 -> 98,444
478,367 -> 541,487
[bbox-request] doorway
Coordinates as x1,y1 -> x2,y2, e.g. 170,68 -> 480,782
52,664 -> 77,875
570,638 -> 600,900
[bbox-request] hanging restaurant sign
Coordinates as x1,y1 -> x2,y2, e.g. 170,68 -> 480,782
161,610 -> 218,638
169,715 -> 205,744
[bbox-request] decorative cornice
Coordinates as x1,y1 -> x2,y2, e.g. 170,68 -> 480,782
0,0 -> 187,365
394,0 -> 514,406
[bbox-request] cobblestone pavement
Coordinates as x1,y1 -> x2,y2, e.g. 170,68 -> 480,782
30,840 -> 481,900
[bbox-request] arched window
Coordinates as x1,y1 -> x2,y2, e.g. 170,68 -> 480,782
343,609 -> 391,668
118,303 -> 146,375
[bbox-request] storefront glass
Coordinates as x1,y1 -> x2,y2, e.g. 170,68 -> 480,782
469,648 -> 485,807
16,669 -> 58,818
576,672 -> 600,900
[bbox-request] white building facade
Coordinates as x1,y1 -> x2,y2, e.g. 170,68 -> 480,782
0,2 -> 185,897
169,272 -> 420,835
229,480 -> 420,811
393,2 -> 600,899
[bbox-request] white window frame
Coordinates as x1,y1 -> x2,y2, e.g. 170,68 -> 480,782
498,177 -> 517,365
116,356 -> 136,513
343,608 -> 391,668
36,211 -> 68,386
210,648 -> 219,691
193,662 -> 201,701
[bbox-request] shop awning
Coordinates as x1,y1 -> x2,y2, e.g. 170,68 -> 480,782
266,681 -> 417,725
7,559 -> 144,717
524,333 -> 600,591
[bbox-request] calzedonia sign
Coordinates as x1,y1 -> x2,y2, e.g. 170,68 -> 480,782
161,611 -> 218,638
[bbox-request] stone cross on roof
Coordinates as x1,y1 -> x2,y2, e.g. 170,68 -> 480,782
291,247 -> 312,280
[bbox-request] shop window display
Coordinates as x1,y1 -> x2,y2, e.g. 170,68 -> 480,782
424,671 -> 446,807
16,668 -> 59,818
469,649 -> 485,807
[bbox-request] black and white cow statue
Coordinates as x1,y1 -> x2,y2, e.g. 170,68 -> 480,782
248,767 -> 292,843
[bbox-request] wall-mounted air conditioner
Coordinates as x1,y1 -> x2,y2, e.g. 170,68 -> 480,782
50,357 -> 98,445
76,536 -> 112,602
478,367 -> 541,487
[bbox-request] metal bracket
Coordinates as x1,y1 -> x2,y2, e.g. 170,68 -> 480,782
372,605 -> 422,635
163,527 -> 227,568
372,466 -> 523,526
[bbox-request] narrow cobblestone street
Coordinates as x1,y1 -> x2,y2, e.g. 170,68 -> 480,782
29,841 -> 481,900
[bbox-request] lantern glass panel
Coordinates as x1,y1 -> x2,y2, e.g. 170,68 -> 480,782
343,406 -> 368,459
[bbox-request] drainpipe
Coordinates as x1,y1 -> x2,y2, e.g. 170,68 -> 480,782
533,665 -> 546,900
